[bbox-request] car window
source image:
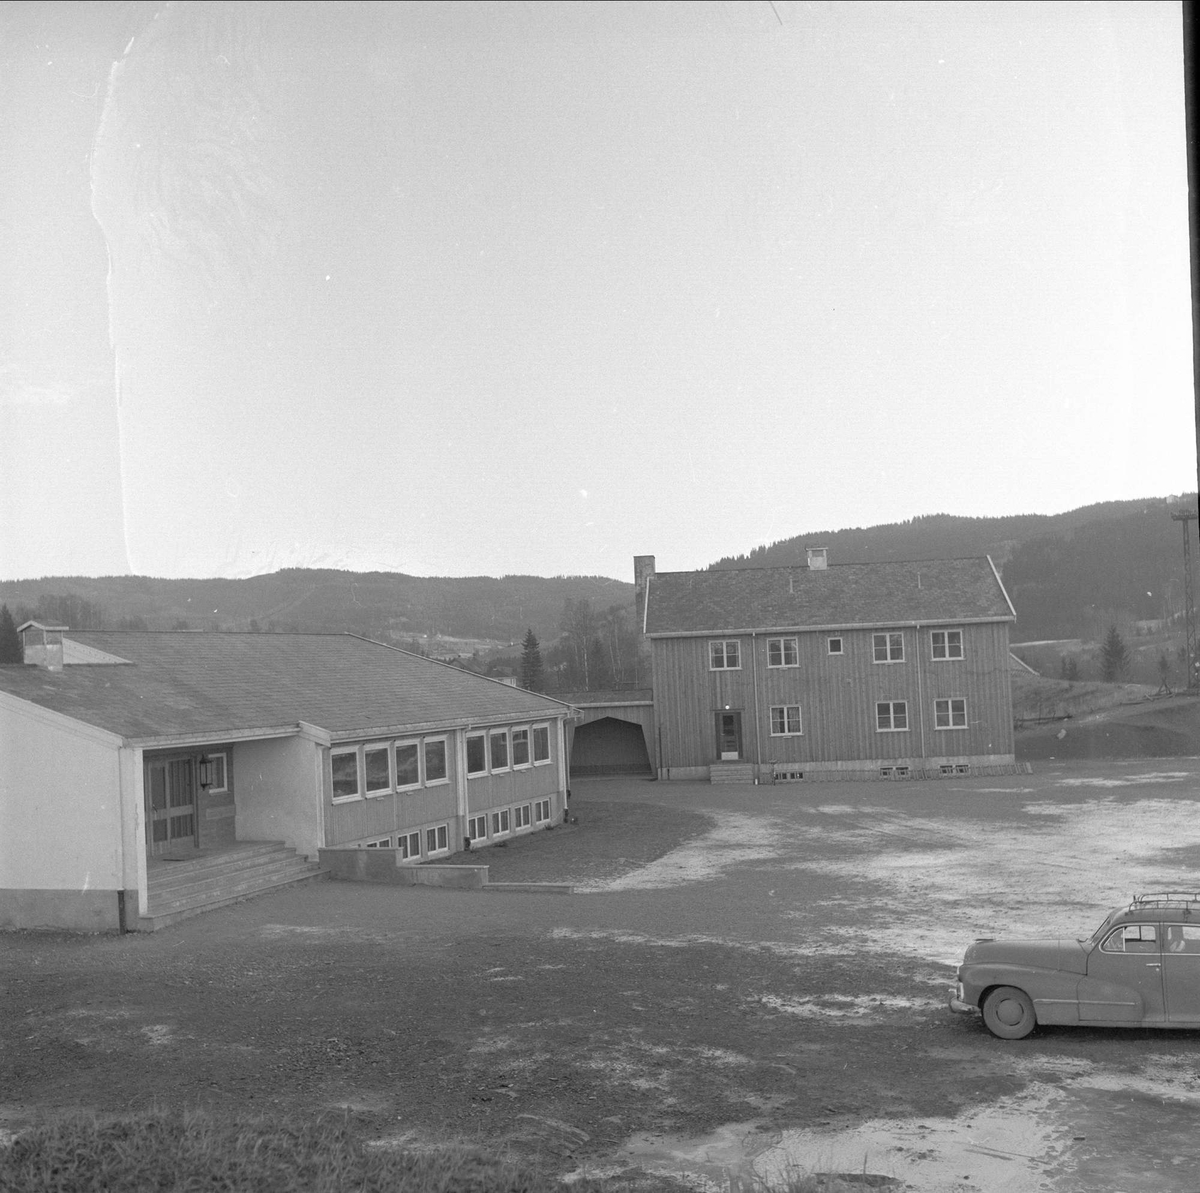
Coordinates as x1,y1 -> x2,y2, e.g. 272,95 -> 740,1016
1164,925 -> 1200,954
1100,924 -> 1159,953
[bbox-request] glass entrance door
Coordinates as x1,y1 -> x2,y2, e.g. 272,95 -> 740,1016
146,758 -> 198,855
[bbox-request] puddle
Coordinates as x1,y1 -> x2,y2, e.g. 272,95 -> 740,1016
759,993 -> 929,1021
597,1070 -> 1200,1193
1055,772 -> 1191,788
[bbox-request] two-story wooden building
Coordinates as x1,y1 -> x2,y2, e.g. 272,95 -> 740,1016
636,550 -> 1019,782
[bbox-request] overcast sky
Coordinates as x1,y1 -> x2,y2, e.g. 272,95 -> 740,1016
1,0 -> 1193,583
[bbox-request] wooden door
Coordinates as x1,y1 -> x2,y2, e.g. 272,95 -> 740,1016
146,758 -> 198,855
716,711 -> 743,761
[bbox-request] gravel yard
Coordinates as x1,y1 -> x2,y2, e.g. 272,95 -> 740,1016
4,757 -> 1200,1191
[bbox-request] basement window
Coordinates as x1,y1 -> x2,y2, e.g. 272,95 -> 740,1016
398,831 -> 421,860
514,804 -> 532,829
425,824 -> 449,857
534,798 -> 552,823
467,815 -> 487,842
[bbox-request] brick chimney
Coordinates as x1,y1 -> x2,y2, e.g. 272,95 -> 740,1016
18,621 -> 67,671
633,555 -> 655,633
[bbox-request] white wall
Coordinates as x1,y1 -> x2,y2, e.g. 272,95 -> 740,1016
233,735 -> 323,857
0,695 -> 124,891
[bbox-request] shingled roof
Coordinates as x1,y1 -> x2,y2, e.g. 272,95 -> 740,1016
644,557 -> 1015,636
0,632 -> 571,743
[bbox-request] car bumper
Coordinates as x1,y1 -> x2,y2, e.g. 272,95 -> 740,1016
947,984 -> 977,1016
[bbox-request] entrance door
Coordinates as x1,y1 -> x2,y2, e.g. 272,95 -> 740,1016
146,758 -> 198,855
716,711 -> 743,761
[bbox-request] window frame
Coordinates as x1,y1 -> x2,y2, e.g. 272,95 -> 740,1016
398,831 -> 421,860
534,797 -> 552,823
532,724 -> 551,765
511,727 -> 531,769
769,704 -> 803,736
466,815 -> 488,842
423,737 -> 449,786
872,632 -> 904,664
931,629 -> 964,661
709,639 -> 742,670
331,747 -> 361,803
391,739 -> 420,790
934,697 -> 968,730
466,733 -> 487,776
827,637 -> 844,656
363,742 -> 392,797
514,803 -> 532,830
767,637 -> 799,668
204,752 -> 229,793
425,824 -> 449,857
876,700 -> 909,732
489,729 -> 510,773
491,808 -> 511,837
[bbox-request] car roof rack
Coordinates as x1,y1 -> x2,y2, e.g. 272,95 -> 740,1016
1131,892 -> 1200,910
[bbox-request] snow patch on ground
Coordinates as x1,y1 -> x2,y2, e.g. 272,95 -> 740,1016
573,812 -> 784,893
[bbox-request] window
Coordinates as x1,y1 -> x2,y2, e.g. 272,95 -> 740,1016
331,749 -> 360,800
512,728 -> 530,768
709,639 -> 741,669
204,752 -> 228,792
935,698 -> 967,729
491,808 -> 510,836
767,637 -> 799,668
365,836 -> 392,849
1101,924 -> 1158,954
394,741 -> 420,788
425,824 -> 449,856
876,701 -> 908,731
514,804 -> 532,829
466,734 -> 487,775
424,738 -> 448,784
873,632 -> 903,663
827,637 -> 843,656
770,704 -> 803,736
398,831 -> 421,860
534,798 -> 552,823
931,629 -> 964,660
467,815 -> 487,842
364,744 -> 391,795
489,729 -> 509,771
533,725 -> 551,764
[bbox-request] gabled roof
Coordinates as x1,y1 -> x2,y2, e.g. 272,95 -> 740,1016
0,631 -> 572,743
644,557 -> 1015,636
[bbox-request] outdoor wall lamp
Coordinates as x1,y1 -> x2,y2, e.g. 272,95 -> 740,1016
197,755 -> 214,789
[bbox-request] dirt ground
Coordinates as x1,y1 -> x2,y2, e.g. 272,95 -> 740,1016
4,715 -> 1200,1191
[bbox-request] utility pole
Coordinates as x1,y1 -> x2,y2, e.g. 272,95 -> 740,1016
1173,508 -> 1199,690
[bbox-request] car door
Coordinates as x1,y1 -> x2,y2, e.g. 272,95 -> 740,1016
1163,924 -> 1200,1024
1081,922 -> 1167,1025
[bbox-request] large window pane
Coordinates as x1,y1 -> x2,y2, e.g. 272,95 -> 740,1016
395,742 -> 419,787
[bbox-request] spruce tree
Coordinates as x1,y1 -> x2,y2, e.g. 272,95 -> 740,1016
1100,625 -> 1129,682
0,604 -> 22,664
520,628 -> 544,691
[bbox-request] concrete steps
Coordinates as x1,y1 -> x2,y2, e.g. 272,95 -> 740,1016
138,841 -> 327,931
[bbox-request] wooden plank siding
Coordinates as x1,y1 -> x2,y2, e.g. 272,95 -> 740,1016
650,621 -> 1014,778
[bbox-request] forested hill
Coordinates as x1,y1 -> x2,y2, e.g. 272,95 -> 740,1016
710,496 -> 1197,642
0,570 -> 634,648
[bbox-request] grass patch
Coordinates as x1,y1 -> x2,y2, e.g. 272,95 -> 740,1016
0,1110 -> 615,1193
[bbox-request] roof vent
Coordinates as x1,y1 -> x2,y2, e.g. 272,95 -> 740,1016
17,621 -> 67,671
806,547 -> 828,570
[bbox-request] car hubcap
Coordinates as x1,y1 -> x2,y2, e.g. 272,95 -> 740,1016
997,999 -> 1023,1026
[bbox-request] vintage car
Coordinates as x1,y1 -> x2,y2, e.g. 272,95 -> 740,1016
949,892 -> 1200,1038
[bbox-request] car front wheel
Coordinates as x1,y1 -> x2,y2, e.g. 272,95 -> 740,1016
981,986 -> 1036,1039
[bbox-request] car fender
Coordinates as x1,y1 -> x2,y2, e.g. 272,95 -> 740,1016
960,963 -> 1082,1025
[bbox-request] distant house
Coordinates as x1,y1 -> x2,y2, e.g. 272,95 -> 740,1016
0,624 -> 573,932
636,551 -> 1019,782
